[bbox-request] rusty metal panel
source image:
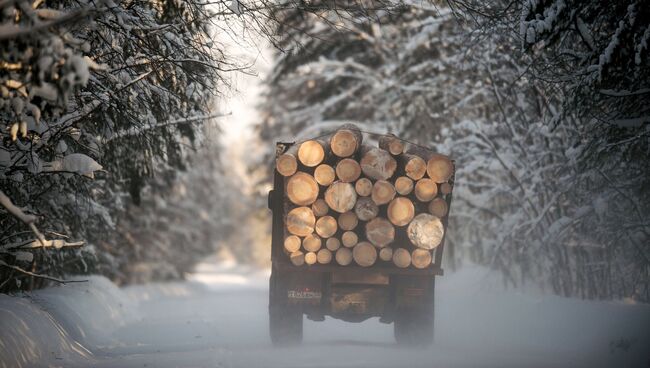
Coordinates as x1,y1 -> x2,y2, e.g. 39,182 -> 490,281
330,286 -> 388,315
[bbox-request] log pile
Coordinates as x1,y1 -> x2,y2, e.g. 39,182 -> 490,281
277,124 -> 454,269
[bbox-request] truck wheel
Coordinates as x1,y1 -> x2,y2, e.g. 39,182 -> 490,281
394,307 -> 434,346
269,270 -> 303,346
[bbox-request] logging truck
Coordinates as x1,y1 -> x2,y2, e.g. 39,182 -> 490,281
268,124 -> 454,346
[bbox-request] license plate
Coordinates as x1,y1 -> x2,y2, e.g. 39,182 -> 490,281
288,290 -> 322,300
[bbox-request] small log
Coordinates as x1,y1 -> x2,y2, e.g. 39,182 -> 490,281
311,199 -> 329,217
414,178 -> 437,202
411,249 -> 432,269
394,176 -> 414,195
315,215 -> 338,238
286,207 -> 315,237
324,181 -> 357,213
379,247 -> 393,262
302,234 -> 322,252
354,196 -> 379,221
305,251 -> 318,265
276,145 -> 298,177
426,154 -> 454,183
284,235 -> 302,253
407,213 -> 445,250
371,180 -> 396,205
428,198 -> 448,218
338,211 -> 359,231
290,250 -> 305,266
325,237 -> 341,251
330,124 -> 363,158
387,197 -> 415,226
287,172 -> 319,206
336,158 -> 362,182
353,241 -> 377,267
392,248 -> 411,268
314,164 -> 335,186
440,182 -> 453,195
317,248 -> 332,264
298,140 -> 328,167
335,247 -> 353,266
354,177 -> 373,197
341,231 -> 358,248
400,154 -> 426,180
378,134 -> 404,156
365,217 -> 395,248
360,146 -> 397,180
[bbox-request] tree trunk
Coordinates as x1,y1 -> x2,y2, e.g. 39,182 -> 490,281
341,230 -> 358,248
311,199 -> 329,217
324,181 -> 357,213
284,235 -> 302,253
378,134 -> 404,155
354,177 -> 373,196
387,197 -> 415,226
305,251 -> 318,265
372,180 -> 396,205
315,215 -> 338,238
414,178 -> 437,202
287,172 -> 319,206
411,249 -> 432,269
352,242 -> 377,267
336,158 -> 362,182
394,176 -> 414,195
290,250 -> 305,266
317,248 -> 332,264
399,154 -> 426,180
303,234 -> 322,252
360,146 -> 397,180
326,237 -> 341,251
276,145 -> 298,177
379,247 -> 393,262
314,164 -> 335,186
428,198 -> 448,218
298,139 -> 328,167
355,196 -> 379,221
407,213 -> 445,250
286,207 -> 315,237
365,217 -> 395,247
426,154 -> 454,183
330,124 -> 363,158
335,247 -> 353,266
338,211 -> 358,231
392,248 -> 411,268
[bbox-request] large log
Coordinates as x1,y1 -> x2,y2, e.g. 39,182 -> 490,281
276,145 -> 298,177
330,124 -> 363,158
400,154 -> 426,180
379,247 -> 393,262
352,241 -> 377,267
336,158 -> 362,182
317,248 -> 332,264
289,250 -> 305,266
325,237 -> 341,251
394,176 -> 414,195
414,178 -> 437,202
426,154 -> 454,183
284,235 -> 302,253
360,146 -> 397,180
392,248 -> 411,268
407,213 -> 445,250
304,251 -> 318,265
303,234 -> 322,252
315,215 -> 338,238
314,164 -> 335,186
354,196 -> 379,221
286,207 -> 315,237
335,247 -> 353,266
324,181 -> 357,213
338,211 -> 358,231
341,231 -> 358,248
428,198 -> 448,218
287,172 -> 319,206
411,249 -> 432,269
387,197 -> 415,227
354,177 -> 373,197
371,180 -> 396,206
378,134 -> 404,156
298,139 -> 328,167
365,217 -> 395,247
311,199 -> 329,217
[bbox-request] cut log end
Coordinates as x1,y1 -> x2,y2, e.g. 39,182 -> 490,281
290,250 -> 305,266
354,177 -> 373,197
286,207 -> 315,237
335,247 -> 353,266
379,134 -> 404,156
403,155 -> 426,180
298,140 -> 326,167
336,158 -> 362,183
428,198 -> 448,218
311,199 -> 329,217
324,181 -> 357,213
302,234 -> 322,252
287,172 -> 319,206
365,217 -> 395,248
325,237 -> 341,251
353,242 -> 377,267
440,182 -> 453,195
355,196 -> 379,221
330,126 -> 362,158
379,247 -> 393,262
315,215 -> 338,238
392,248 -> 411,268
427,154 -> 454,183
411,249 -> 432,269
407,213 -> 445,250
371,180 -> 396,206
304,251 -> 318,265
387,197 -> 415,227
360,147 -> 397,180
338,211 -> 359,231
314,164 -> 335,186
341,231 -> 358,248
284,235 -> 302,253
276,153 -> 297,177
395,176 -> 414,195
414,178 -> 438,202
317,248 -> 332,264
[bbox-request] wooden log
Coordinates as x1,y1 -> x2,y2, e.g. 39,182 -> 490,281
317,248 -> 332,264
298,140 -> 328,167
354,196 -> 379,221
392,248 -> 411,268
394,176 -> 414,195
378,134 -> 404,156
311,199 -> 329,217
371,180 -> 396,205
379,247 -> 393,262
407,213 -> 444,250
365,217 -> 395,248
305,251 -> 318,265
330,124 -> 363,158
354,177 -> 373,197
336,158 -> 362,182
314,164 -> 335,186
428,198 -> 448,218
335,247 -> 353,266
315,215 -> 338,238
440,182 -> 453,195
324,181 -> 357,213
411,249 -> 432,269
302,234 -> 322,252
338,211 -> 358,231
289,250 -> 305,266
286,207 -> 315,237
414,178 -> 437,202
325,237 -> 341,251
353,241 -> 377,267
287,172 -> 319,206
387,197 -> 415,226
426,154 -> 454,183
341,231 -> 358,248
284,235 -> 302,253
276,145 -> 298,177
360,146 -> 397,180
400,154 -> 426,180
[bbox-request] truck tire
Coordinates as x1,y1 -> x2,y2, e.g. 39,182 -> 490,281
269,269 -> 303,346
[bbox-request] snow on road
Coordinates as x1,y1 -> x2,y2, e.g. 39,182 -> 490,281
2,260 -> 649,368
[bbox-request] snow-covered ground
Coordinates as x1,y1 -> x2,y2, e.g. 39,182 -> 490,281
1,259 -> 649,368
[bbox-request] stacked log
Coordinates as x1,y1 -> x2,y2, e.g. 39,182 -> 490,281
276,124 -> 454,269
